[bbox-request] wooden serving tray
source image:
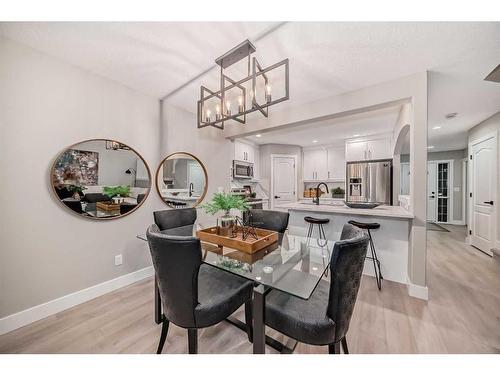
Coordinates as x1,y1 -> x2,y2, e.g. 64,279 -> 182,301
197,226 -> 279,254
96,201 -> 120,211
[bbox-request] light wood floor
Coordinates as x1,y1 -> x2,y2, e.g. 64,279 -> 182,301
1,225 -> 499,354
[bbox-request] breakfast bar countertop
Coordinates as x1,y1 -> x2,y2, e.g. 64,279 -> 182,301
275,202 -> 414,219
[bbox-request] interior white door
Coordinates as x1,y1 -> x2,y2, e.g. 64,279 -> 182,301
272,156 -> 296,208
470,136 -> 496,254
400,162 -> 410,195
427,162 -> 437,222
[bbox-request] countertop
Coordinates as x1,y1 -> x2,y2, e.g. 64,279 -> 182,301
275,202 -> 414,219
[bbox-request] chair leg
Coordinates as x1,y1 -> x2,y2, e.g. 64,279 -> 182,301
245,300 -> 253,343
367,230 -> 382,290
156,316 -> 169,354
188,328 -> 198,354
328,342 -> 341,354
341,337 -> 349,354
306,223 -> 313,240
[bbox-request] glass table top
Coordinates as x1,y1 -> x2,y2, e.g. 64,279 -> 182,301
137,232 -> 335,300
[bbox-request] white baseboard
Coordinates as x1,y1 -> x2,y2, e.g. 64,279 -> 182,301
406,277 -> 429,301
0,266 -> 154,336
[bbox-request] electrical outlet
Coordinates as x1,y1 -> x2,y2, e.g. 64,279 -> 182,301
114,254 -> 123,266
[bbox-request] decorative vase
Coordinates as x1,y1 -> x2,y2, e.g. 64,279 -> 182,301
217,211 -> 235,237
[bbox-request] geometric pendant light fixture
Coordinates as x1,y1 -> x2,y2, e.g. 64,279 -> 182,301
197,39 -> 289,130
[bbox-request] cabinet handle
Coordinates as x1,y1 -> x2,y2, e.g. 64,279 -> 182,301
364,150 -> 367,159
328,171 -> 330,179
369,150 -> 372,159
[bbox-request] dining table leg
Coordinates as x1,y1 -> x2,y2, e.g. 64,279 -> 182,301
253,284 -> 267,354
154,275 -> 162,324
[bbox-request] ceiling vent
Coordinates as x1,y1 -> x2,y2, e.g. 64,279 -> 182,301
484,64 -> 500,83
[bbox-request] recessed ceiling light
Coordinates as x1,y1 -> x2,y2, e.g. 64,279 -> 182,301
432,126 -> 442,130
312,140 -> 319,143
255,134 -> 262,138
427,145 -> 435,149
445,112 -> 457,119
353,134 -> 360,137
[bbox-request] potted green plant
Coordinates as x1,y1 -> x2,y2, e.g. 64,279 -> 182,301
103,185 -> 131,199
332,187 -> 345,199
67,184 -> 87,200
200,192 -> 250,235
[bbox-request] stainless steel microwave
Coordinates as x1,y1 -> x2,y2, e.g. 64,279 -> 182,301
233,160 -> 254,179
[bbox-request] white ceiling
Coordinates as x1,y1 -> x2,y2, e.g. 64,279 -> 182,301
244,105 -> 402,147
0,22 -> 277,98
1,22 -> 499,151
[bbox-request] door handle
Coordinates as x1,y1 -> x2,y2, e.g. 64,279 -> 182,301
429,196 -> 435,198
274,196 -> 281,199
483,201 -> 494,205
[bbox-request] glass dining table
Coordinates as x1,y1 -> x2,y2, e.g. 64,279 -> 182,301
137,232 -> 336,354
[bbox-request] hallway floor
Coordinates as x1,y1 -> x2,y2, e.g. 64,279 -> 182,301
1,225 -> 499,353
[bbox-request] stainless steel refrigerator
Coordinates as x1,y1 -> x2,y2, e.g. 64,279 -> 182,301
346,159 -> 393,205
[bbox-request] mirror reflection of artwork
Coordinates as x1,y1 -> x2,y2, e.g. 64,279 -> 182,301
54,149 -> 99,186
51,139 -> 151,220
156,152 -> 208,209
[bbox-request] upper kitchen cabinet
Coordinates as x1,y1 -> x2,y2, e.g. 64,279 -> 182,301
345,137 -> 392,162
303,148 -> 328,181
326,145 -> 346,180
234,140 -> 255,163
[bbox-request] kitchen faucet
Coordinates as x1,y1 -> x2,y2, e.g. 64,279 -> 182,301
189,183 -> 194,197
313,182 -> 329,205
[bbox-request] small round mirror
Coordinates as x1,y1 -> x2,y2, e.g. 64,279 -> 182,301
156,152 -> 208,208
51,139 -> 151,219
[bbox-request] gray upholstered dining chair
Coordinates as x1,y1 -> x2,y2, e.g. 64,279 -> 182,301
153,208 -> 197,236
243,209 -> 290,242
263,223 -> 369,354
146,224 -> 254,354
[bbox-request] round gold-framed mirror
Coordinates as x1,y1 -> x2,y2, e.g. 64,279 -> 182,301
155,152 -> 208,209
50,138 -> 151,220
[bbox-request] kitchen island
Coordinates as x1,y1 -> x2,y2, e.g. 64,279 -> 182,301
275,201 -> 413,285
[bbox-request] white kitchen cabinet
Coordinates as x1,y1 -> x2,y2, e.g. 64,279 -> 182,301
367,138 -> 392,160
345,141 -> 368,162
326,145 -> 346,180
303,148 -> 328,181
345,137 -> 391,161
234,141 -> 256,163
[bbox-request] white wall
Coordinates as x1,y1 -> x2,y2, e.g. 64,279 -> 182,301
468,111 -> 500,245
160,102 -> 232,227
0,37 -> 162,319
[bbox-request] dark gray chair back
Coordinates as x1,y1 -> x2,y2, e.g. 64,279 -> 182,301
146,224 -> 201,328
84,193 -> 111,203
153,208 -> 197,236
137,193 -> 146,204
327,224 -> 369,342
244,209 -> 289,233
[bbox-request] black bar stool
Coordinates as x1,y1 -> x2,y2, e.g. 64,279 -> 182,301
348,220 -> 383,290
304,216 -> 330,246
